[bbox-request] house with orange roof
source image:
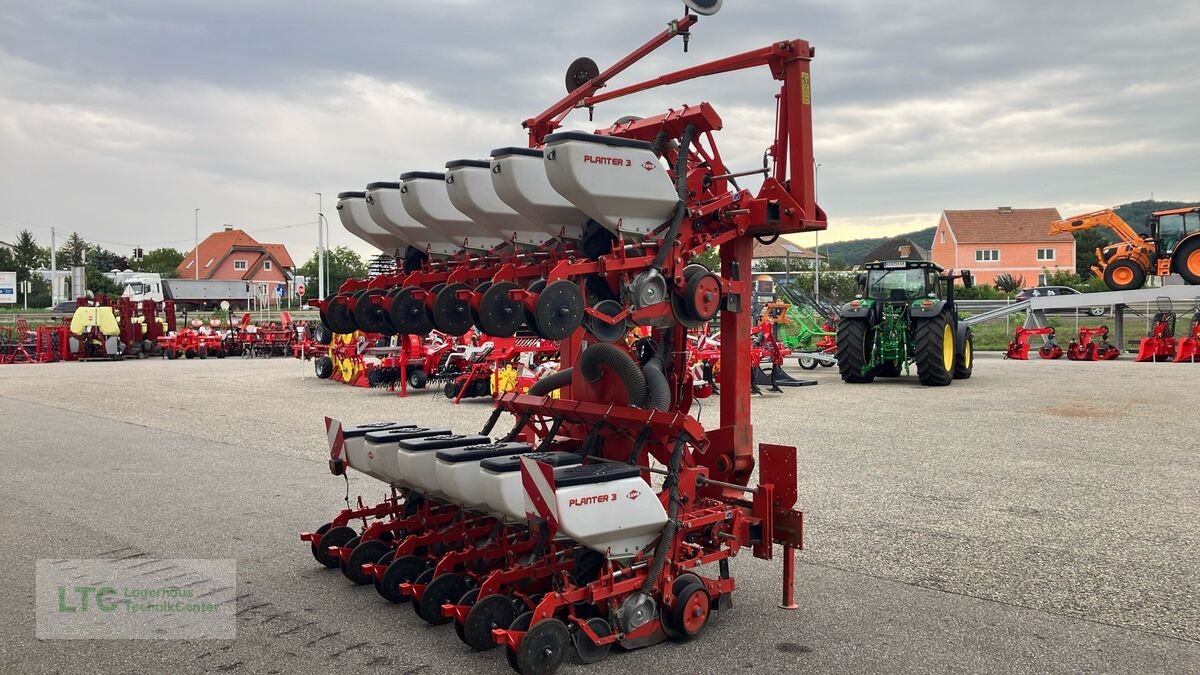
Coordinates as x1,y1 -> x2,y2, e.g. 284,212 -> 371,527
177,226 -> 295,283
930,207 -> 1074,286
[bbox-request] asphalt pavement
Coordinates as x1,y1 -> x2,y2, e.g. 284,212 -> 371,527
0,353 -> 1196,673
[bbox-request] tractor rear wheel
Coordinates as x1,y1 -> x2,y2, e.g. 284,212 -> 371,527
913,311 -> 955,386
1174,239 -> 1200,285
954,325 -> 974,380
836,318 -> 876,383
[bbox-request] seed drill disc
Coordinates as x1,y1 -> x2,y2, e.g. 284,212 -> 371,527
586,299 -> 626,343
671,290 -> 705,329
534,280 -> 585,341
354,289 -> 395,335
388,286 -> 433,336
522,279 -> 547,331
463,593 -> 515,652
517,618 -> 570,675
573,617 -> 612,664
419,573 -> 468,626
431,283 -> 473,336
324,294 -> 357,334
565,56 -> 600,93
478,281 -> 524,337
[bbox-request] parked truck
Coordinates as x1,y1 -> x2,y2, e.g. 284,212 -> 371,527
120,273 -> 252,310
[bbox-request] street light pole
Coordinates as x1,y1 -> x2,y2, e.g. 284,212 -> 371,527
194,208 -> 200,280
813,162 -> 822,299
315,192 -> 325,300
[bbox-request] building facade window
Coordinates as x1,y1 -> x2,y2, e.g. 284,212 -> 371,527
975,249 -> 1000,262
263,260 -> 272,271
1036,248 -> 1055,261
234,260 -> 248,271
1038,273 -> 1047,285
940,231 -> 945,244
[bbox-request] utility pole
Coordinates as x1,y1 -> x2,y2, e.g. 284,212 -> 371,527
194,208 -> 200,280
316,192 -> 325,300
50,226 -> 57,306
813,162 -> 822,299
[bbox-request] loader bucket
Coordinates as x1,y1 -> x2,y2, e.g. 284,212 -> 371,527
1175,337 -> 1200,363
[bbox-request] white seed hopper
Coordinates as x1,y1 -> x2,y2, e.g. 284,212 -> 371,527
542,131 -> 680,237
399,172 -> 506,252
336,192 -> 408,254
434,442 -> 534,511
445,160 -> 555,247
478,451 -> 584,524
529,462 -> 666,559
490,147 -> 587,241
364,181 -> 461,257
339,421 -> 423,482
394,433 -> 490,500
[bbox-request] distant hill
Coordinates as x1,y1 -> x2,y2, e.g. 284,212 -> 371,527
821,227 -> 936,267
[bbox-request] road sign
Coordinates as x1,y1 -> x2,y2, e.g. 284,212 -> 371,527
0,271 -> 16,304
297,284 -> 306,297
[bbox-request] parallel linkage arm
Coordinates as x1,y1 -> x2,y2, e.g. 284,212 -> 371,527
1049,209 -> 1144,245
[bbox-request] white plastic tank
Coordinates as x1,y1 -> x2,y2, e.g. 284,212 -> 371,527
339,421 -> 420,481
542,132 -> 680,237
336,192 -> 407,254
364,182 -> 461,256
395,433 -> 490,500
490,147 -> 588,241
529,462 -> 666,559
399,172 -> 506,251
445,160 -> 555,247
434,442 -> 534,510
478,452 -> 584,523
363,426 -> 450,487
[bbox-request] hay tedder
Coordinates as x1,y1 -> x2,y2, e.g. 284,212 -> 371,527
303,4 -> 821,672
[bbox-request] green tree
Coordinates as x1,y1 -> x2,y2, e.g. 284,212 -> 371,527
1072,229 -> 1110,282
296,246 -> 368,297
12,229 -> 48,283
690,247 -> 720,272
132,247 -> 185,276
993,273 -> 1025,293
56,232 -> 88,267
88,245 -> 129,273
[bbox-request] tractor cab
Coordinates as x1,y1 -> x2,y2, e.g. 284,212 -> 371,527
862,260 -> 942,304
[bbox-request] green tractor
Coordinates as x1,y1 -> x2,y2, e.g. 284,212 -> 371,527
837,260 -> 975,386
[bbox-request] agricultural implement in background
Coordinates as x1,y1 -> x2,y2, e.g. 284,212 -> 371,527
303,4 -> 820,673
837,260 -> 974,385
1175,309 -> 1200,362
1066,325 -> 1121,361
1135,304 -> 1177,362
1050,206 -> 1200,291
764,300 -> 836,369
1004,326 -> 1064,360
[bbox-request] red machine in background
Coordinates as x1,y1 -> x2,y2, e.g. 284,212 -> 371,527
304,6 -> 818,673
1004,326 -> 1064,360
1135,309 -> 1177,362
1067,325 -> 1120,361
1175,310 -> 1200,362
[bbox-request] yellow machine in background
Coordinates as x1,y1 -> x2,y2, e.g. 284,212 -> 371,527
1050,207 -> 1200,290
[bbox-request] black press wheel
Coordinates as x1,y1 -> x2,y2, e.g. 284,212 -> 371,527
431,283 -> 473,336
515,618 -> 570,675
314,356 -> 333,379
418,573 -> 469,625
407,367 -> 427,389
324,294 -> 358,334
314,525 -> 356,569
479,281 -> 525,337
308,523 -> 332,566
389,287 -> 434,336
342,539 -> 389,585
462,593 -> 515,651
354,288 -> 395,335
672,582 -> 711,640
836,318 -> 876,383
533,280 -> 583,341
378,554 -> 427,604
797,355 -> 818,370
505,611 -> 534,672
572,616 -> 612,664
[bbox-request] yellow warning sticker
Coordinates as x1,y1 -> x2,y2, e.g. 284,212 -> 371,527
801,72 -> 811,105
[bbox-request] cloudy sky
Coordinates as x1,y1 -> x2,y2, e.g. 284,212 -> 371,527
1,0 -> 1197,264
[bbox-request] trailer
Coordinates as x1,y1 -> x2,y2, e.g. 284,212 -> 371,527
121,273 -> 253,310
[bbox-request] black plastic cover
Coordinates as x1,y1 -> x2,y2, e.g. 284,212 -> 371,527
398,434 -> 490,452
444,159 -> 490,170
436,441 -> 533,463
363,426 -> 446,443
553,462 -> 643,487
337,191 -> 366,199
366,181 -> 400,190
480,451 -> 583,473
543,131 -> 653,151
343,421 -> 415,439
490,146 -> 544,158
400,171 -> 446,181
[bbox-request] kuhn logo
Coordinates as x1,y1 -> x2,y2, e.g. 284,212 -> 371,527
568,493 -> 618,507
626,489 -> 641,500
583,154 -> 632,167
641,161 -> 656,171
